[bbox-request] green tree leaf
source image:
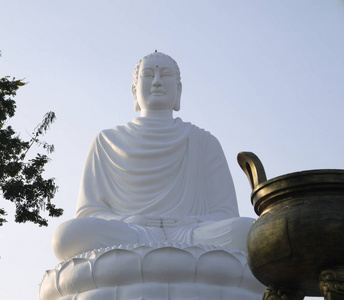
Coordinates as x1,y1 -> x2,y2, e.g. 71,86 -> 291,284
0,76 -> 63,226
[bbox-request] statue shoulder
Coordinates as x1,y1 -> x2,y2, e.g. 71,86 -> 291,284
186,122 -> 218,143
192,124 -> 225,154
91,125 -> 128,147
98,124 -> 128,137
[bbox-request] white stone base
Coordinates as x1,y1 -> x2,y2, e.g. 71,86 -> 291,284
39,243 -> 265,300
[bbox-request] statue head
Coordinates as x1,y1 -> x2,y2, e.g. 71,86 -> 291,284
132,52 -> 182,112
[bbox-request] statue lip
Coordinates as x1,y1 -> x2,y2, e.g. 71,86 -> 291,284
150,89 -> 165,95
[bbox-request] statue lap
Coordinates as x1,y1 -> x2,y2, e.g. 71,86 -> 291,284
52,215 -> 255,261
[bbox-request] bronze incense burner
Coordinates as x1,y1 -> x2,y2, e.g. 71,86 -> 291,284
238,152 -> 344,300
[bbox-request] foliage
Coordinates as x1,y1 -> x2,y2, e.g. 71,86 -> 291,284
0,76 -> 63,226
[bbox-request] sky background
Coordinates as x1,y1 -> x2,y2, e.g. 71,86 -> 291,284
1,1 -> 344,299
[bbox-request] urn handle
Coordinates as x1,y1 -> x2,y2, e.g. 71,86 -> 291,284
237,152 -> 267,190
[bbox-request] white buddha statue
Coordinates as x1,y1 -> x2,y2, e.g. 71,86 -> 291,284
52,52 -> 254,262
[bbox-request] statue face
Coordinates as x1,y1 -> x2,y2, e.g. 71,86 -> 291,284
132,56 -> 181,112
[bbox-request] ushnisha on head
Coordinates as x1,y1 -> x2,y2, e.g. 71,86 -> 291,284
132,52 -> 182,113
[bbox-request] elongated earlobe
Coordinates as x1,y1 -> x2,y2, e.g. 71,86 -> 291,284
174,83 -> 182,111
131,84 -> 141,112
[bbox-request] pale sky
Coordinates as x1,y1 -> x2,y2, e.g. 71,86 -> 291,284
1,1 -> 343,299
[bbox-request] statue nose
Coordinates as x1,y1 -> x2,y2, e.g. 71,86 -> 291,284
152,74 -> 162,86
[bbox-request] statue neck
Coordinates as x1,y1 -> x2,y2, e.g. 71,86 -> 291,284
139,110 -> 174,119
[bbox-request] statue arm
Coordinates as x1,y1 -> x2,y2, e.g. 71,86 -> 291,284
203,135 -> 239,219
75,133 -> 125,219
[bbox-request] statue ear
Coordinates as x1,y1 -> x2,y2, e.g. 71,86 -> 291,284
131,83 -> 141,112
174,82 -> 182,111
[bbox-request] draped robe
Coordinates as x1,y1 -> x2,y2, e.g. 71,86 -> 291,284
53,117 -> 253,261
76,117 -> 239,220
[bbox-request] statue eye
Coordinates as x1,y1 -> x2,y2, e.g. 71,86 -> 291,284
141,72 -> 154,78
161,72 -> 173,77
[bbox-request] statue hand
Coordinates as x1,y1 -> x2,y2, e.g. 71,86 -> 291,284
123,215 -> 175,227
123,216 -> 198,227
145,216 -> 198,227
166,216 -> 198,227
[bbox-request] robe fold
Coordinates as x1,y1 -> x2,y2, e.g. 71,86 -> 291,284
76,117 -> 239,220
